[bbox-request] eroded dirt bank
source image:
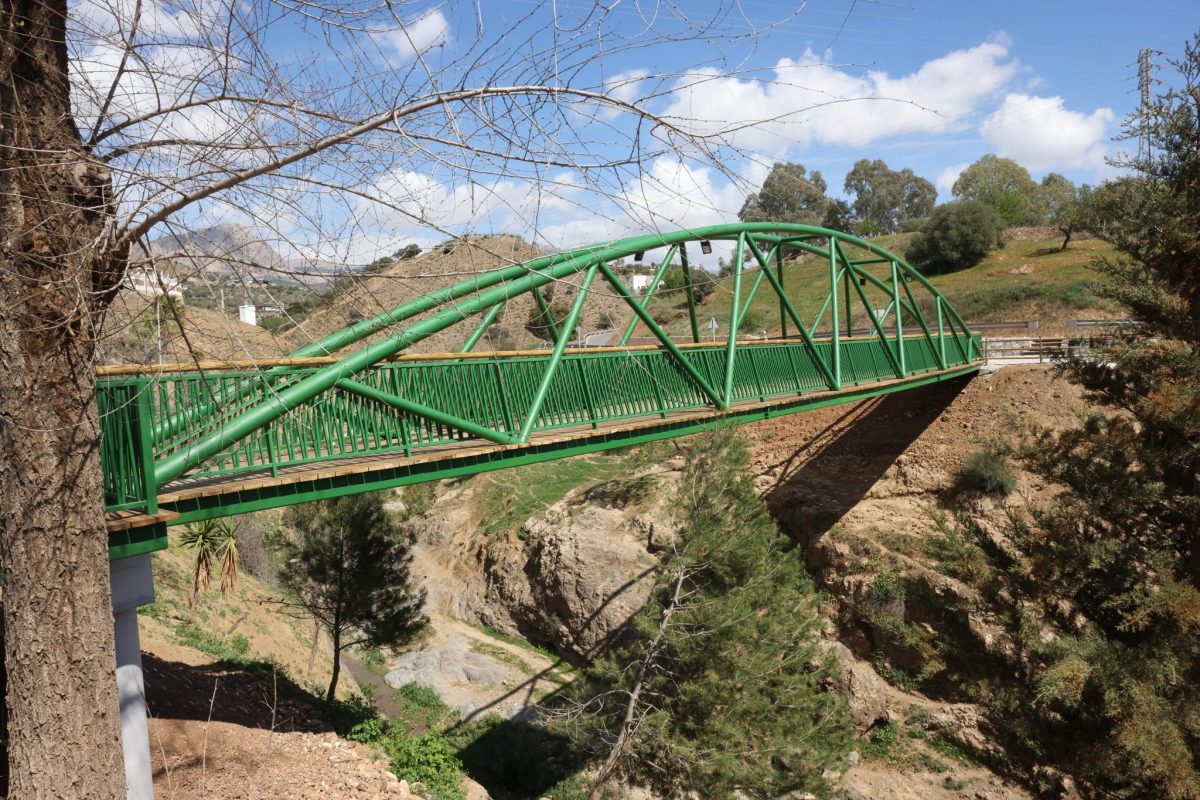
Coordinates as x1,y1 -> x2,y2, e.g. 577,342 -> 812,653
400,364 -> 1086,798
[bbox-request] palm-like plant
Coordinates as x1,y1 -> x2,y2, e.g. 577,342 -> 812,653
180,519 -> 240,604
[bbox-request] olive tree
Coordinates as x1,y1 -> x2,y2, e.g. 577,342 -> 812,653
906,200 -> 1004,274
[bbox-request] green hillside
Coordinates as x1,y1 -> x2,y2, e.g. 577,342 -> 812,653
642,231 -> 1121,339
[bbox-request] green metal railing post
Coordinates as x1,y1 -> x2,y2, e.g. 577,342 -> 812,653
777,246 -> 787,339
266,426 -> 280,478
577,359 -> 599,428
493,361 -> 517,434
723,233 -> 746,407
597,262 -> 726,409
459,300 -> 507,353
135,380 -> 158,515
749,350 -> 765,400
518,266 -> 598,441
619,246 -> 677,345
842,242 -> 853,339
680,244 -> 701,344
829,239 -> 842,390
892,261 -> 906,376
937,297 -> 946,367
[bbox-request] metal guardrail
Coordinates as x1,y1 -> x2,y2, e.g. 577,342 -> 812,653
97,334 -> 982,513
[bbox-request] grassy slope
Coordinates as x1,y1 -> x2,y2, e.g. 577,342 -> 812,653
642,233 -> 1120,340
139,523 -> 347,698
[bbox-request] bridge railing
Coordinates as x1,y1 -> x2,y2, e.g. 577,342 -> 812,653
97,333 -> 979,512
97,379 -> 158,514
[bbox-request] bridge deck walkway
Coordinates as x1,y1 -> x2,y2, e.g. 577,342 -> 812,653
110,361 -> 979,530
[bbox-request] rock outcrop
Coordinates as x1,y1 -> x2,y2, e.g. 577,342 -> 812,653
407,474 -> 673,663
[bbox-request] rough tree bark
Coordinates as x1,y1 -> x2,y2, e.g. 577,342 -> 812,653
0,0 -> 127,796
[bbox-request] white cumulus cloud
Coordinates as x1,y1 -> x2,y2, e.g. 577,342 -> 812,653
661,38 -> 1019,156
980,93 -> 1114,172
375,9 -> 449,61
935,162 -> 970,196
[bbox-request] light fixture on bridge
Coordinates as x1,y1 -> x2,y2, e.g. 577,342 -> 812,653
700,240 -> 712,255
634,251 -> 644,262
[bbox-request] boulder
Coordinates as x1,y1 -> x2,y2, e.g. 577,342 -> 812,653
819,641 -> 890,733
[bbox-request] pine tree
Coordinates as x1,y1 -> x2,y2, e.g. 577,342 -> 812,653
986,34 -> 1200,799
282,492 -> 426,701
565,429 -> 851,799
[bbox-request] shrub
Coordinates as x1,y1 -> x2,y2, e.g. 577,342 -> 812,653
958,446 -> 1017,495
381,731 -> 465,800
862,722 -> 898,759
905,200 -> 1003,274
483,324 -> 516,351
869,568 -> 907,604
526,297 -> 573,341
738,306 -> 769,335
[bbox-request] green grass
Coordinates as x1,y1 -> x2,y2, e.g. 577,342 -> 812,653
863,722 -> 898,759
174,621 -> 254,663
641,232 -> 1119,339
390,682 -> 459,734
464,622 -> 581,683
475,443 -> 667,540
470,641 -> 536,676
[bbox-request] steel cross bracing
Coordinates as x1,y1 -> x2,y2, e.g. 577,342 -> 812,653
97,223 -> 982,558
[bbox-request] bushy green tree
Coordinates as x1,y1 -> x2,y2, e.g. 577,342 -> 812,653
282,492 -> 426,701
739,162 -> 829,225
843,158 -> 936,234
564,429 -> 851,799
904,200 -> 1003,274
952,154 -> 1039,226
1038,173 -> 1090,250
660,265 -> 717,303
821,198 -> 854,232
958,36 -> 1200,799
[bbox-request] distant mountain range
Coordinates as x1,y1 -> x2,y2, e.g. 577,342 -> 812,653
146,225 -> 343,286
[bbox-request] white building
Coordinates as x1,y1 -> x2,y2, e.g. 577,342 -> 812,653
125,268 -> 183,299
629,274 -> 653,295
238,304 -> 258,326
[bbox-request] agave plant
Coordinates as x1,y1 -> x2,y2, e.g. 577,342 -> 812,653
179,519 -> 239,604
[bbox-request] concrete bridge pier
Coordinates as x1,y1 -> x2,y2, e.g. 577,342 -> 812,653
110,554 -> 156,800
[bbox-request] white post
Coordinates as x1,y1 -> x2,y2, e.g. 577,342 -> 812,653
110,554 -> 156,800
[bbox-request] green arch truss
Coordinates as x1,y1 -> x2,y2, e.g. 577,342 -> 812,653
98,223 -> 981,528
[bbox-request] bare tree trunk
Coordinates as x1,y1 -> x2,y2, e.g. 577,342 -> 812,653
588,561 -> 688,800
327,618 -> 341,702
1060,225 -> 1073,251
0,0 -> 126,795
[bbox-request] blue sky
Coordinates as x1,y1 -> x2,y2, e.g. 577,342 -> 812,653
329,0 -> 1199,259
68,0 -> 1200,265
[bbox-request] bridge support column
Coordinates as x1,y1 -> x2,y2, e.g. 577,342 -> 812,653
110,554 -> 156,800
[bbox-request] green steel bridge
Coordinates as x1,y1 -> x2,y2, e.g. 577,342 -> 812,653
99,223 -> 983,559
